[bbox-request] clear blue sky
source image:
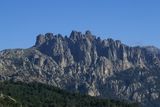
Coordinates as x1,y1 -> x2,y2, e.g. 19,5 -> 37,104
0,0 -> 160,50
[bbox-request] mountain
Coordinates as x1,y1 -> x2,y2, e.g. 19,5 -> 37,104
0,81 -> 139,107
0,30 -> 160,107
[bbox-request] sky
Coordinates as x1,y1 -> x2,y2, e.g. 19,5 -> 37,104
0,0 -> 160,50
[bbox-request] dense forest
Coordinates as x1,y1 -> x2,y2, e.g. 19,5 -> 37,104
0,81 -> 139,107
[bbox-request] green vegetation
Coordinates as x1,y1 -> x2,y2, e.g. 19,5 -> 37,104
0,94 -> 21,107
0,81 -> 139,107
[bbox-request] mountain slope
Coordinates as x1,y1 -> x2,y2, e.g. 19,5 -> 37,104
0,81 -> 139,107
0,93 -> 21,107
0,31 -> 160,107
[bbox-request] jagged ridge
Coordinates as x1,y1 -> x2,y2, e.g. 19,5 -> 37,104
0,30 -> 160,107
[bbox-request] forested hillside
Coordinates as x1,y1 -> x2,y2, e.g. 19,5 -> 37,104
0,81 -> 139,107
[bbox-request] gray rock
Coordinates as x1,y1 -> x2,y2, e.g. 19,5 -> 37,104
0,31 -> 160,107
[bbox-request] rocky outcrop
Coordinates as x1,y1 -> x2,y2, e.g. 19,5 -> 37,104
0,30 -> 160,107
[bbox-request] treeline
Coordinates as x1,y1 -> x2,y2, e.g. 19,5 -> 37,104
0,81 -> 140,107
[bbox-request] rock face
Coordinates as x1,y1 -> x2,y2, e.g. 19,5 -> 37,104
0,31 -> 160,107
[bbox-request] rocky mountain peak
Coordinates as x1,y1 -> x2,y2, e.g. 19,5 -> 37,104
85,30 -> 92,35
35,33 -> 54,46
34,31 -> 160,69
35,34 -> 46,46
70,30 -> 83,40
144,46 -> 160,55
1,30 -> 160,107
